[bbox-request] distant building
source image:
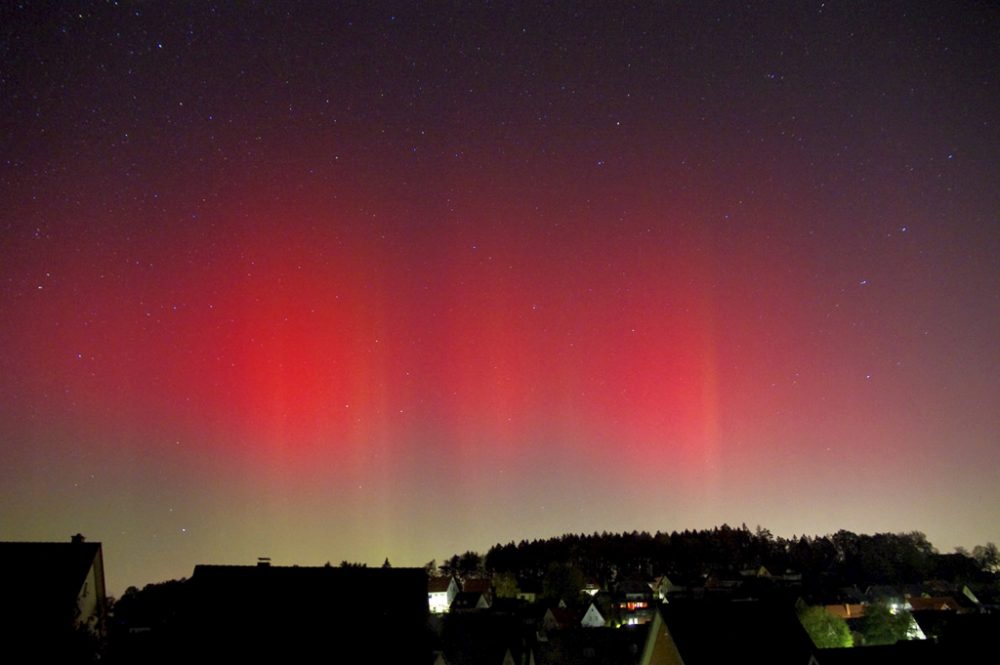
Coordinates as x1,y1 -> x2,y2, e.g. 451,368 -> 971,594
541,606 -> 577,632
537,624 -> 648,664
440,610 -> 537,665
581,601 -> 607,628
825,602 -> 867,620
429,575 -> 460,613
463,577 -> 494,600
906,596 -> 962,613
615,580 -> 655,626
0,534 -> 107,659
739,565 -> 772,579
451,590 -> 492,611
650,575 -> 673,601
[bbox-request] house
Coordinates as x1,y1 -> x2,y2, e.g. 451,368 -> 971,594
538,625 -> 649,664
905,595 -> 962,613
440,610 -> 534,665
650,575 -> 675,602
181,561 -> 430,662
704,570 -> 743,593
640,600 -> 820,665
739,565 -> 772,579
825,602 -> 867,620
650,573 -> 705,602
581,601 -> 607,628
463,577 -> 494,601
614,580 -> 655,626
502,645 -> 536,665
908,595 -> 966,643
0,534 -> 107,659
541,606 -> 577,632
449,577 -> 494,611
452,590 -> 492,611
429,575 -> 461,613
637,608 -> 685,665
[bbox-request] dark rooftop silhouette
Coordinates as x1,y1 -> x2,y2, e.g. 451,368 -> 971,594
181,563 -> 431,662
0,535 -> 107,660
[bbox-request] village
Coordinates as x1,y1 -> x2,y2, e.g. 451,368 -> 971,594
4,528 -> 999,663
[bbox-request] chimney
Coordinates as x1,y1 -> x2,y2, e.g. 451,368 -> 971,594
71,533 -> 86,544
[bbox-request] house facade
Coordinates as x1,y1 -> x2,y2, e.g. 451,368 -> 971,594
429,575 -> 460,613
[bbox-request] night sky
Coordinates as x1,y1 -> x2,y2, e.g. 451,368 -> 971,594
2,2 -> 998,595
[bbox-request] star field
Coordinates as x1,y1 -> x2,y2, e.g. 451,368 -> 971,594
1,2 -> 998,594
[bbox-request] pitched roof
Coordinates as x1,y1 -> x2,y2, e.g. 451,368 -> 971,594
429,576 -> 455,593
639,610 -> 684,665
0,536 -> 106,656
656,601 -> 818,665
581,601 -> 606,627
825,602 -> 866,619
451,590 -> 490,610
906,596 -> 961,612
0,539 -> 104,621
543,606 -> 578,630
440,611 -> 531,665
462,577 -> 493,593
540,625 -> 649,665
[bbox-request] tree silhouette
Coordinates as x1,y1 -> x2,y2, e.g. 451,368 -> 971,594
858,602 -> 912,646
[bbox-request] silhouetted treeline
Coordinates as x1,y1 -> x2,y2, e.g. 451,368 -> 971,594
476,525 -> 996,589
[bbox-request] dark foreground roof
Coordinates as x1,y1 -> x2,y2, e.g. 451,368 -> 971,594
0,538 -> 106,660
182,564 -> 432,662
441,611 -> 535,665
538,626 -> 649,665
0,539 -> 104,622
658,600 -> 818,665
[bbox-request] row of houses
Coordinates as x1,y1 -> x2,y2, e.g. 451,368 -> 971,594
424,568 -> 996,663
433,595 -> 1000,665
430,565 -> 807,616
429,565 -> 983,623
2,536 -> 996,664
429,589 -> 998,664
